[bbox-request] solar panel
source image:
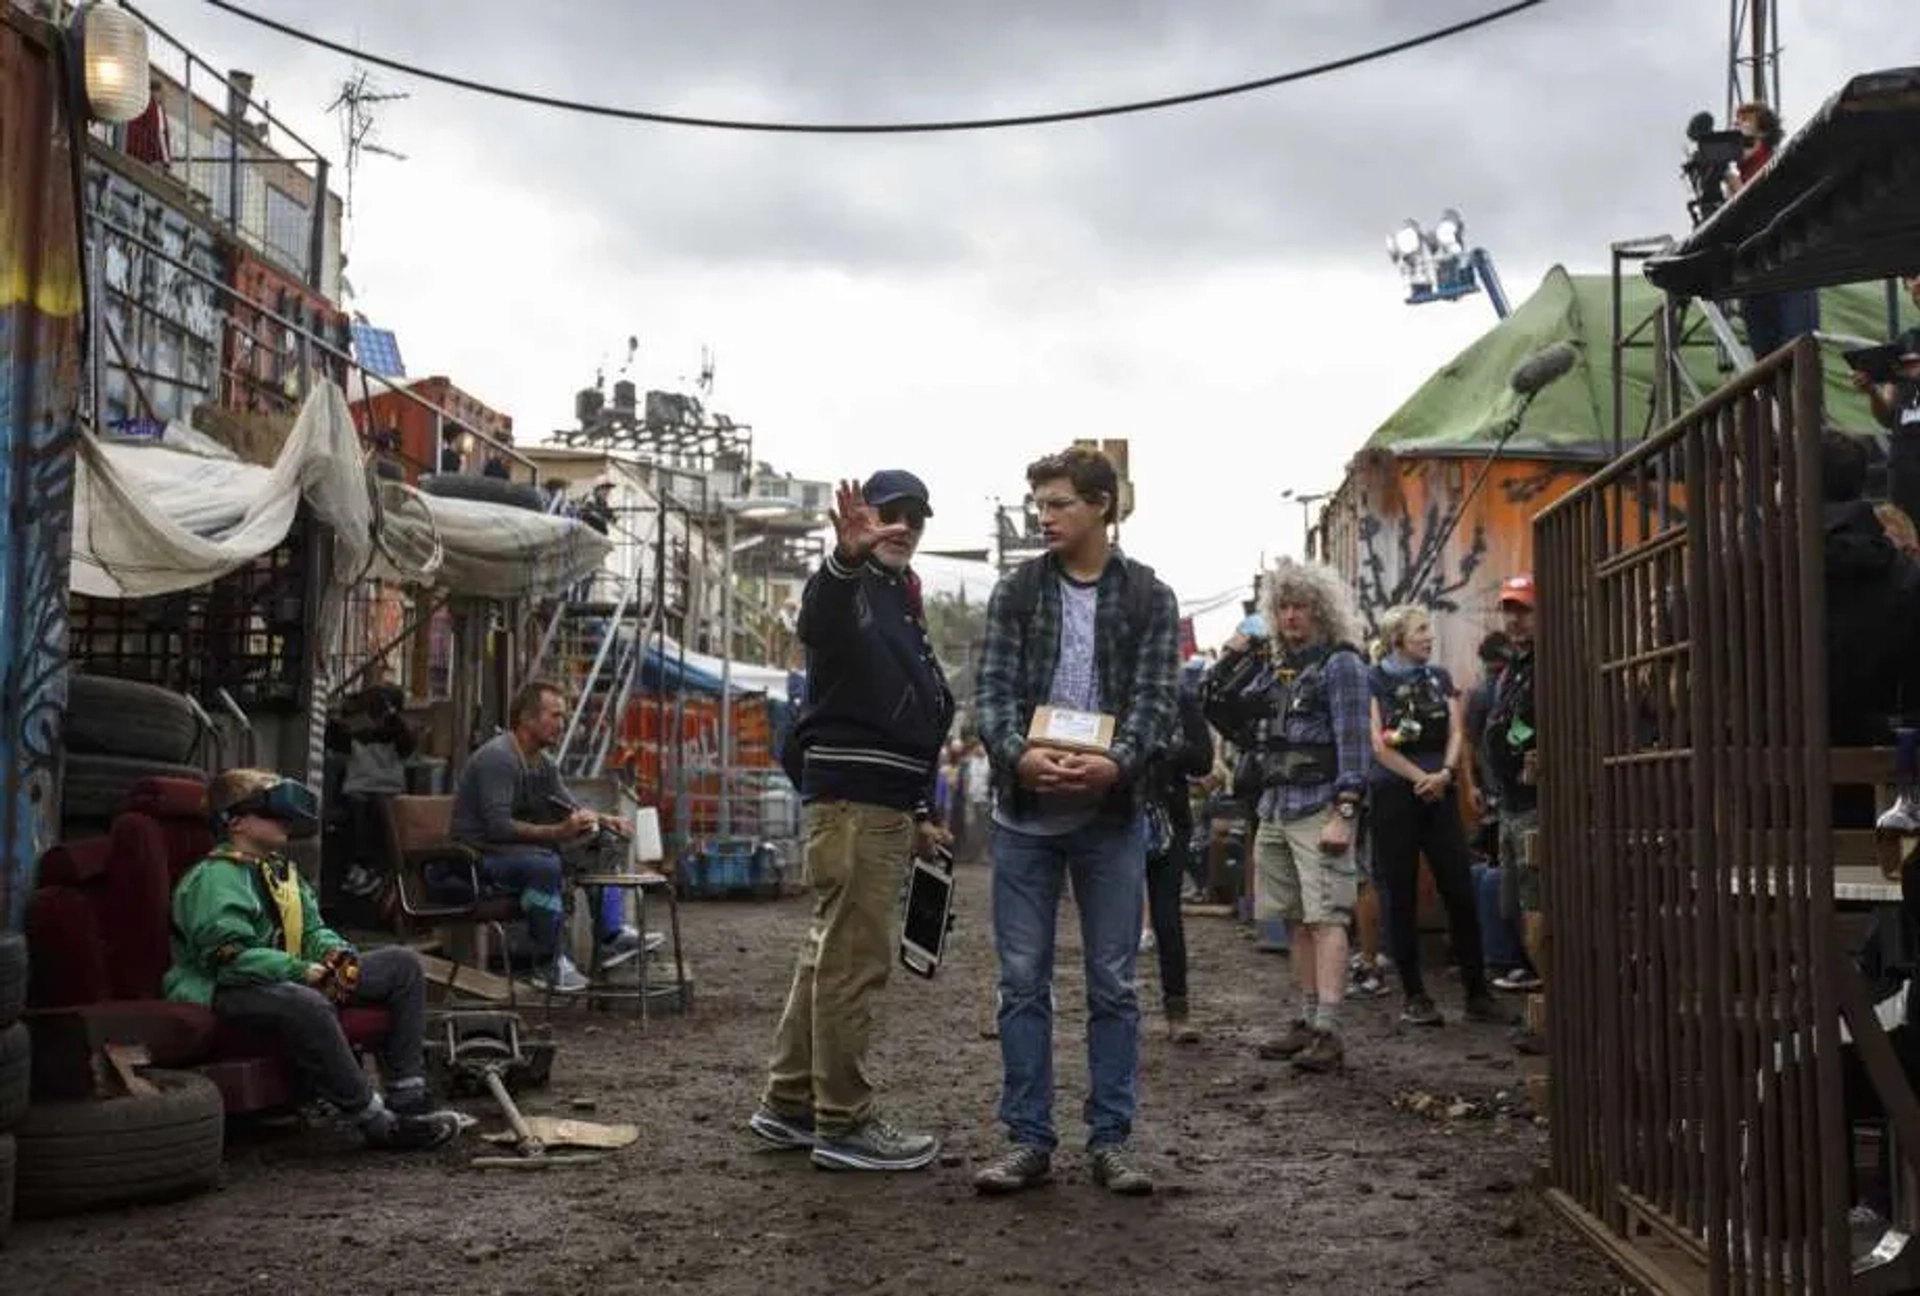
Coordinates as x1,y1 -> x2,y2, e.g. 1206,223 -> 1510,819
351,323 -> 406,378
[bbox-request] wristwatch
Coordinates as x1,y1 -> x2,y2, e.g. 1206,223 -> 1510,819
1334,799 -> 1359,821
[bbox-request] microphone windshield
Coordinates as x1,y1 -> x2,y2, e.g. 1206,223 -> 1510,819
1510,342 -> 1578,397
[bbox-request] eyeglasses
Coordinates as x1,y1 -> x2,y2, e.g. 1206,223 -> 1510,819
878,501 -> 928,530
1032,495 -> 1084,515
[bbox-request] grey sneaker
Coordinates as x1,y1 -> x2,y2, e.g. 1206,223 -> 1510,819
528,955 -> 589,994
974,1145 -> 1052,1195
748,1104 -> 816,1150
1089,1145 -> 1154,1196
1256,1019 -> 1316,1060
809,1116 -> 938,1171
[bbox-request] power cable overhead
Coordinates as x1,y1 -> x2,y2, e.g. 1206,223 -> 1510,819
184,0 -> 1547,135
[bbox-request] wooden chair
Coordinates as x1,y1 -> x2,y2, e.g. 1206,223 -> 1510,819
378,795 -> 520,1007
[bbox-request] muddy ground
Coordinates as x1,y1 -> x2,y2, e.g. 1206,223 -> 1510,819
5,864 -> 1625,1296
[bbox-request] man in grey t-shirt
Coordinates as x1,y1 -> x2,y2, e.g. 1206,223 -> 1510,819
450,681 -> 647,993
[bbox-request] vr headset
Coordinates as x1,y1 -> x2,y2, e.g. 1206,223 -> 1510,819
212,777 -> 321,840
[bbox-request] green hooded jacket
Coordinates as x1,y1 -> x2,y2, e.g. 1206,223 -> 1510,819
163,851 -> 352,1006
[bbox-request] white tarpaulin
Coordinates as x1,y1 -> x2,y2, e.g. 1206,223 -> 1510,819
373,487 -> 612,602
71,382 -> 373,599
70,379 -> 612,603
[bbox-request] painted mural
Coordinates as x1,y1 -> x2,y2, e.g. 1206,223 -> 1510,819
1,16 -> 83,929
1322,450 -> 1590,688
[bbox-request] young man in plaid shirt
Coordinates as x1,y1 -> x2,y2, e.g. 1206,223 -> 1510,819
971,445 -> 1180,1198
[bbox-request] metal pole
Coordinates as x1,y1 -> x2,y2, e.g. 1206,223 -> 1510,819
719,507 -> 734,839
308,158 -> 329,294
1750,0 -> 1768,106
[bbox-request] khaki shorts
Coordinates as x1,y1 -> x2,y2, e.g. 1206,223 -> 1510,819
1254,806 -> 1358,926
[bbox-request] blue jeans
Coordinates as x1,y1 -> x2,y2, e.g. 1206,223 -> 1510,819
992,815 -> 1146,1152
478,844 -> 624,963
1473,862 -> 1523,970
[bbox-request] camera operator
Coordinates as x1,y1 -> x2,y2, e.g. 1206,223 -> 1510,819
1851,315 -> 1920,440
1205,558 -> 1370,1073
1724,102 -> 1821,359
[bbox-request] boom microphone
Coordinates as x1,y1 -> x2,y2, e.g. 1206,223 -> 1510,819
1510,342 -> 1578,397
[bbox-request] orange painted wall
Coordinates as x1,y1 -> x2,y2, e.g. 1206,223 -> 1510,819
1321,450 -> 1593,687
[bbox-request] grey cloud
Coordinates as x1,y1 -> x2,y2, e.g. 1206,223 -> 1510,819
176,0 -> 1890,277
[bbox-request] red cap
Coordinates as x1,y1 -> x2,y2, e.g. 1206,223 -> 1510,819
1499,574 -> 1535,609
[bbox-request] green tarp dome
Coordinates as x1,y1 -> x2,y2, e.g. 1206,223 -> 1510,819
1364,265 -> 1904,458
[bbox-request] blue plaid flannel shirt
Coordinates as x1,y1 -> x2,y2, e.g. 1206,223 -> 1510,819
1256,647 -> 1373,823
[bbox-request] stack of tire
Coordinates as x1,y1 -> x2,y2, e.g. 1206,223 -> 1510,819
62,676 -> 206,838
1,932 -> 27,1245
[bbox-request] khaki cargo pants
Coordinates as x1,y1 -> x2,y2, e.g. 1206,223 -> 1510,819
762,800 -> 913,1136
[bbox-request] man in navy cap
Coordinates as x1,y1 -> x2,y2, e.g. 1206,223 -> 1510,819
749,470 -> 955,1172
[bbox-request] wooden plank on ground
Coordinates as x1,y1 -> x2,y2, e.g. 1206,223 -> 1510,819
417,953 -> 517,1003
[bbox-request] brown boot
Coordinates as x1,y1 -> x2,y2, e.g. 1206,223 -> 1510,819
1256,1019 -> 1316,1061
1292,1028 -> 1345,1073
1165,996 -> 1200,1045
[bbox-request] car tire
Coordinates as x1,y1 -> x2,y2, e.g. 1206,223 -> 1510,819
12,1069 -> 223,1218
64,676 -> 202,766
0,1023 -> 26,1131
61,753 -> 206,825
416,472 -> 544,513
0,933 -> 23,1028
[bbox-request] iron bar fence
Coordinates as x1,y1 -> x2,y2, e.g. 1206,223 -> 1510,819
1534,337 -> 1895,1293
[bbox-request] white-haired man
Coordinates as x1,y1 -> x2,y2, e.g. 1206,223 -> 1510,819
1240,558 -> 1372,1072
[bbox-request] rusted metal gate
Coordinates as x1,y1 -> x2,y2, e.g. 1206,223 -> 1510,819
1533,337 -> 1917,1293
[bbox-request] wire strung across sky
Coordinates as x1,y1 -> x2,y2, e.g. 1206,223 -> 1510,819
192,0 -> 1547,135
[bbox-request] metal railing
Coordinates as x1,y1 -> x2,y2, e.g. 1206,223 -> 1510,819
1533,337 -> 1899,1293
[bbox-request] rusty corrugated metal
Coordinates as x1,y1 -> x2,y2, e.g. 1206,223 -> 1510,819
0,8 -> 83,927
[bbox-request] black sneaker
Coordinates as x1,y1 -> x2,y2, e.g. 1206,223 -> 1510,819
386,1084 -> 434,1117
809,1116 -> 938,1171
1401,994 -> 1445,1027
974,1145 -> 1052,1195
1464,992 -> 1515,1025
369,1111 -> 462,1151
1256,1019 -> 1317,1060
1089,1145 -> 1154,1196
747,1104 -> 817,1150
1165,997 -> 1201,1045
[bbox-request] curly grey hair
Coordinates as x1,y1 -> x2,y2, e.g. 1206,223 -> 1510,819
1263,557 -> 1365,649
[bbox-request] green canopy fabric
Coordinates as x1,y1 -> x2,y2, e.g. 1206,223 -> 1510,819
1364,265 -> 1907,458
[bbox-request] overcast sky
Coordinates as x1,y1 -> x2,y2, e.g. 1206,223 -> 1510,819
146,0 -> 1901,640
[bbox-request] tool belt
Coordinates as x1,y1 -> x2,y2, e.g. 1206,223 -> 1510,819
1255,743 -> 1338,788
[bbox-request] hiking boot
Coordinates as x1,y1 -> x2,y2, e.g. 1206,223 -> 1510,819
1492,967 -> 1543,992
1256,1019 -> 1317,1061
1292,1028 -> 1346,1073
1464,992 -> 1515,1025
1165,997 -> 1201,1045
809,1116 -> 939,1171
368,1111 -> 463,1151
1401,994 -> 1444,1027
1089,1145 -> 1154,1197
974,1145 -> 1052,1195
747,1104 -> 817,1150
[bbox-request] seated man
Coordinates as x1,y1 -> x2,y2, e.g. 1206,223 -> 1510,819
165,768 -> 461,1150
450,680 -> 650,994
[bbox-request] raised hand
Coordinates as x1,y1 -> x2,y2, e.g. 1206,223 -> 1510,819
830,479 -> 911,562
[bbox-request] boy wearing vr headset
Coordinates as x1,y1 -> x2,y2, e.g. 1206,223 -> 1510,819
164,769 -> 460,1150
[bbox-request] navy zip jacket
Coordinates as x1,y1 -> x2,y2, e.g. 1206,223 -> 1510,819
783,547 -> 954,814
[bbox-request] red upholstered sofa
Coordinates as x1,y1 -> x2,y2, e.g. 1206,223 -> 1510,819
24,776 -> 391,1113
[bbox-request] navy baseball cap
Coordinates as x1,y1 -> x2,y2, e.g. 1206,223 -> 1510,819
862,469 -> 933,517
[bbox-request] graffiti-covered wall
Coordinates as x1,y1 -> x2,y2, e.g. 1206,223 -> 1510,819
1322,449 -> 1592,687
0,13 -> 82,929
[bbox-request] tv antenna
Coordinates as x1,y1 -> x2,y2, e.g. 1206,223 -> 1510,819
326,66 -> 409,214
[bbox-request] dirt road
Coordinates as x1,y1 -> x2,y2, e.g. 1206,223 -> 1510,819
4,864 -> 1621,1295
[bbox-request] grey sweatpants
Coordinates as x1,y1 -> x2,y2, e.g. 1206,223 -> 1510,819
212,946 -> 428,1113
